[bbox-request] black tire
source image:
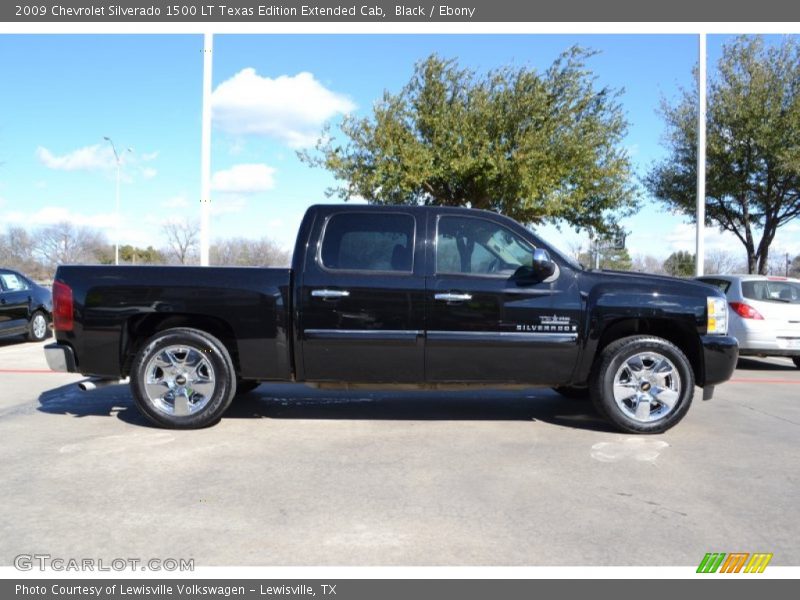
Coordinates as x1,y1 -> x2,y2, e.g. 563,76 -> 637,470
793,357 -> 800,370
552,386 -> 590,400
590,335 -> 694,434
130,328 -> 236,429
236,379 -> 261,395
27,310 -> 49,342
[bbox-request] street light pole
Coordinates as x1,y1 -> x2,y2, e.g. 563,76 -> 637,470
104,137 -> 131,266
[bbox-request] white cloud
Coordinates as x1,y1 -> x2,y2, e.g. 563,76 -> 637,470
140,151 -> 159,162
211,163 -> 276,194
2,206 -> 118,228
36,144 -> 116,171
212,69 -> 355,148
142,167 -> 158,180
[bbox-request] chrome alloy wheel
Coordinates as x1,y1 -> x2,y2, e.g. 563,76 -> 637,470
612,352 -> 681,423
142,345 -> 216,417
31,313 -> 47,340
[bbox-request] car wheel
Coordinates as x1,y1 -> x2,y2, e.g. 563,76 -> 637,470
27,310 -> 49,342
236,379 -> 260,395
793,357 -> 800,370
590,335 -> 694,434
552,386 -> 589,400
130,327 -> 236,429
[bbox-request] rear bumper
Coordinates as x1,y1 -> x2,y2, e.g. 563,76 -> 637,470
44,343 -> 77,373
700,335 -> 739,387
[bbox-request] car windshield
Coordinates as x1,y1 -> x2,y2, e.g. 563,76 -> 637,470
741,280 -> 800,304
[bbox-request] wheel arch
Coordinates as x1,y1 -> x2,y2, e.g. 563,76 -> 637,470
594,318 -> 702,385
121,313 -> 240,378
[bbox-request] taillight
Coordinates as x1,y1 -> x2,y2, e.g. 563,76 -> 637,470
729,301 -> 764,320
53,281 -> 74,331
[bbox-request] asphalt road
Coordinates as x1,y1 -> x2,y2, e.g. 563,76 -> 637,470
1,338 -> 798,567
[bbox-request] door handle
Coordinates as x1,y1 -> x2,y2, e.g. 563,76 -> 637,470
311,289 -> 350,299
434,292 -> 472,302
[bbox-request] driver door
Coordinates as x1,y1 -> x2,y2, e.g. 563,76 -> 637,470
424,213 -> 582,384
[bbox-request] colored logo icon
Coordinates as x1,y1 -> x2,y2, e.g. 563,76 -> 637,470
697,552 -> 773,573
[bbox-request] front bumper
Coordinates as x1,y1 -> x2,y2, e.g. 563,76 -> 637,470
700,335 -> 739,387
44,343 -> 77,373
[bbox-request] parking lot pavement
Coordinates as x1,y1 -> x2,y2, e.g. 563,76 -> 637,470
1,339 -> 798,567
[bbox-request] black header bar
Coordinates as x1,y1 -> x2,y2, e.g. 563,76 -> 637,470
3,0 -> 800,22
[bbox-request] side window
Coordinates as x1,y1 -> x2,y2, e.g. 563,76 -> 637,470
742,280 -> 800,304
0,272 -> 29,292
436,216 -> 535,275
320,213 -> 415,272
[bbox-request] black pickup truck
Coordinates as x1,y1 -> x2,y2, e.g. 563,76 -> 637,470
45,204 -> 738,433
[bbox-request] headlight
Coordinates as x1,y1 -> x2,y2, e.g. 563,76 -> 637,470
707,296 -> 729,335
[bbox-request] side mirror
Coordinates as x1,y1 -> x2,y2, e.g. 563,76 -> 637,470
531,248 -> 556,279
513,249 -> 556,284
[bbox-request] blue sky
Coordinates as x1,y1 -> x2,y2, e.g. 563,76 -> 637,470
0,34 -> 796,262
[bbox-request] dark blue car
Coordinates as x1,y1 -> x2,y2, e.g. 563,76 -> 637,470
0,268 -> 52,342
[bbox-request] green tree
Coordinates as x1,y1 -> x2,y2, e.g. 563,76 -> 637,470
119,245 -> 164,264
646,35 -> 800,275
303,49 -> 637,234
578,246 -> 632,271
663,250 -> 696,277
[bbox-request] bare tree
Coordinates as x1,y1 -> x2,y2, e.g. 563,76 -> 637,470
211,237 -> 291,267
0,226 -> 38,274
703,249 -> 743,275
161,219 -> 199,265
630,254 -> 666,275
33,222 -> 108,270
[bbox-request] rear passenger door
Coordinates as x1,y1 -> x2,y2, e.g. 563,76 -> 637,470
297,209 -> 426,382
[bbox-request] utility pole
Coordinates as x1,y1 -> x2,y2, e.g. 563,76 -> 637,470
695,33 -> 707,277
200,33 -> 213,266
103,137 -> 131,266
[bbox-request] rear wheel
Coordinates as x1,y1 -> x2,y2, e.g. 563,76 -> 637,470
27,311 -> 49,342
130,328 -> 236,429
590,335 -> 694,434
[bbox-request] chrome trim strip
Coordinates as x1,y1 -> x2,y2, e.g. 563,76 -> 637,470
311,289 -> 350,298
427,331 -> 578,343
304,329 -> 422,342
434,292 -> 473,302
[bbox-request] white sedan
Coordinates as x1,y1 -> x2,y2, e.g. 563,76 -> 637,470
696,274 -> 800,369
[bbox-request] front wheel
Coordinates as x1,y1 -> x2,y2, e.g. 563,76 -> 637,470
130,328 -> 236,429
590,335 -> 694,434
27,311 -> 49,342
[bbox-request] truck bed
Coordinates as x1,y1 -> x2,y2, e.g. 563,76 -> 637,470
53,265 -> 292,380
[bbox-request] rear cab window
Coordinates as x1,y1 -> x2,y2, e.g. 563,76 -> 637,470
319,212 -> 415,273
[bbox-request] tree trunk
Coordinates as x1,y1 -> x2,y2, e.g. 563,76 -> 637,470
757,248 -> 769,275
